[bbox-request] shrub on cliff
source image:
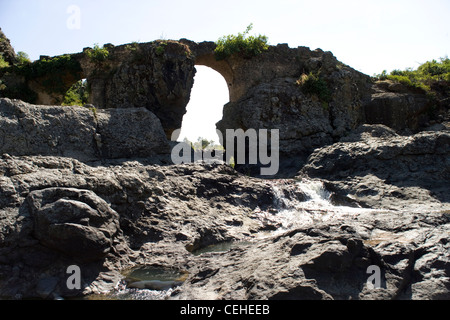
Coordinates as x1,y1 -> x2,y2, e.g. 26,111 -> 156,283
374,57 -> 450,92
15,54 -> 83,97
1,52 -> 83,103
16,51 -> 31,66
62,79 -> 89,106
418,57 -> 450,80
215,24 -> 269,60
0,54 -> 9,69
16,54 -> 81,79
297,72 -> 332,105
86,44 -> 110,63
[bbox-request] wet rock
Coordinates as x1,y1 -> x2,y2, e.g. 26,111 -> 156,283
0,154 -> 448,300
0,157 -> 274,298
127,280 -> 183,291
36,277 -> 59,299
174,208 -> 449,300
300,124 -> 450,210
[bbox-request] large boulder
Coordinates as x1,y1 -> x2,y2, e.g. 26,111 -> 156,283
365,81 -> 432,131
26,187 -> 122,262
0,98 -> 171,161
218,78 -> 334,156
0,98 -> 98,161
0,159 -> 134,298
95,107 -> 171,159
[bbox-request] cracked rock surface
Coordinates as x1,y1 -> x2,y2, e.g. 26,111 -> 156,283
0,144 -> 448,299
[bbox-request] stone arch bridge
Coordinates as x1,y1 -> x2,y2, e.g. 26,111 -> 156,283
24,39 -> 368,141
2,38 -> 431,168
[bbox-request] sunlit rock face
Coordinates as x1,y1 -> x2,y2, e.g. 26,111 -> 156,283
2,32 -> 444,161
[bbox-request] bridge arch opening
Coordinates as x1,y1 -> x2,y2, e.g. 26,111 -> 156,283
178,66 -> 229,147
62,78 -> 89,106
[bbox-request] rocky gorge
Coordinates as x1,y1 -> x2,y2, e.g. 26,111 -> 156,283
0,29 -> 449,300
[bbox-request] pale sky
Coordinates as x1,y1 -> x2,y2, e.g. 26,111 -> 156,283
1,0 -> 449,142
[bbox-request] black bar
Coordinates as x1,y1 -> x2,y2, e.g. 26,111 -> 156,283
0,299 -> 439,319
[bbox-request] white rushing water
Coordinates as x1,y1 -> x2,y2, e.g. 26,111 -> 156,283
257,179 -> 376,234
107,280 -> 175,300
100,178 -> 376,300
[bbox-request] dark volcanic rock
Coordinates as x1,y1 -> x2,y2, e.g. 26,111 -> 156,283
0,98 -> 171,161
87,41 -> 196,138
26,187 -> 122,262
365,86 -> 429,131
0,33 -> 449,300
0,154 -> 448,300
2,35 -> 447,163
0,28 -> 16,65
0,98 -> 98,161
173,209 -> 450,300
0,157 -> 277,298
216,47 -> 373,164
300,124 -> 450,210
95,107 -> 171,158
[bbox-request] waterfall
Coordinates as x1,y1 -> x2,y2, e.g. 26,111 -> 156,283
256,179 -> 373,233
297,179 -> 331,203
